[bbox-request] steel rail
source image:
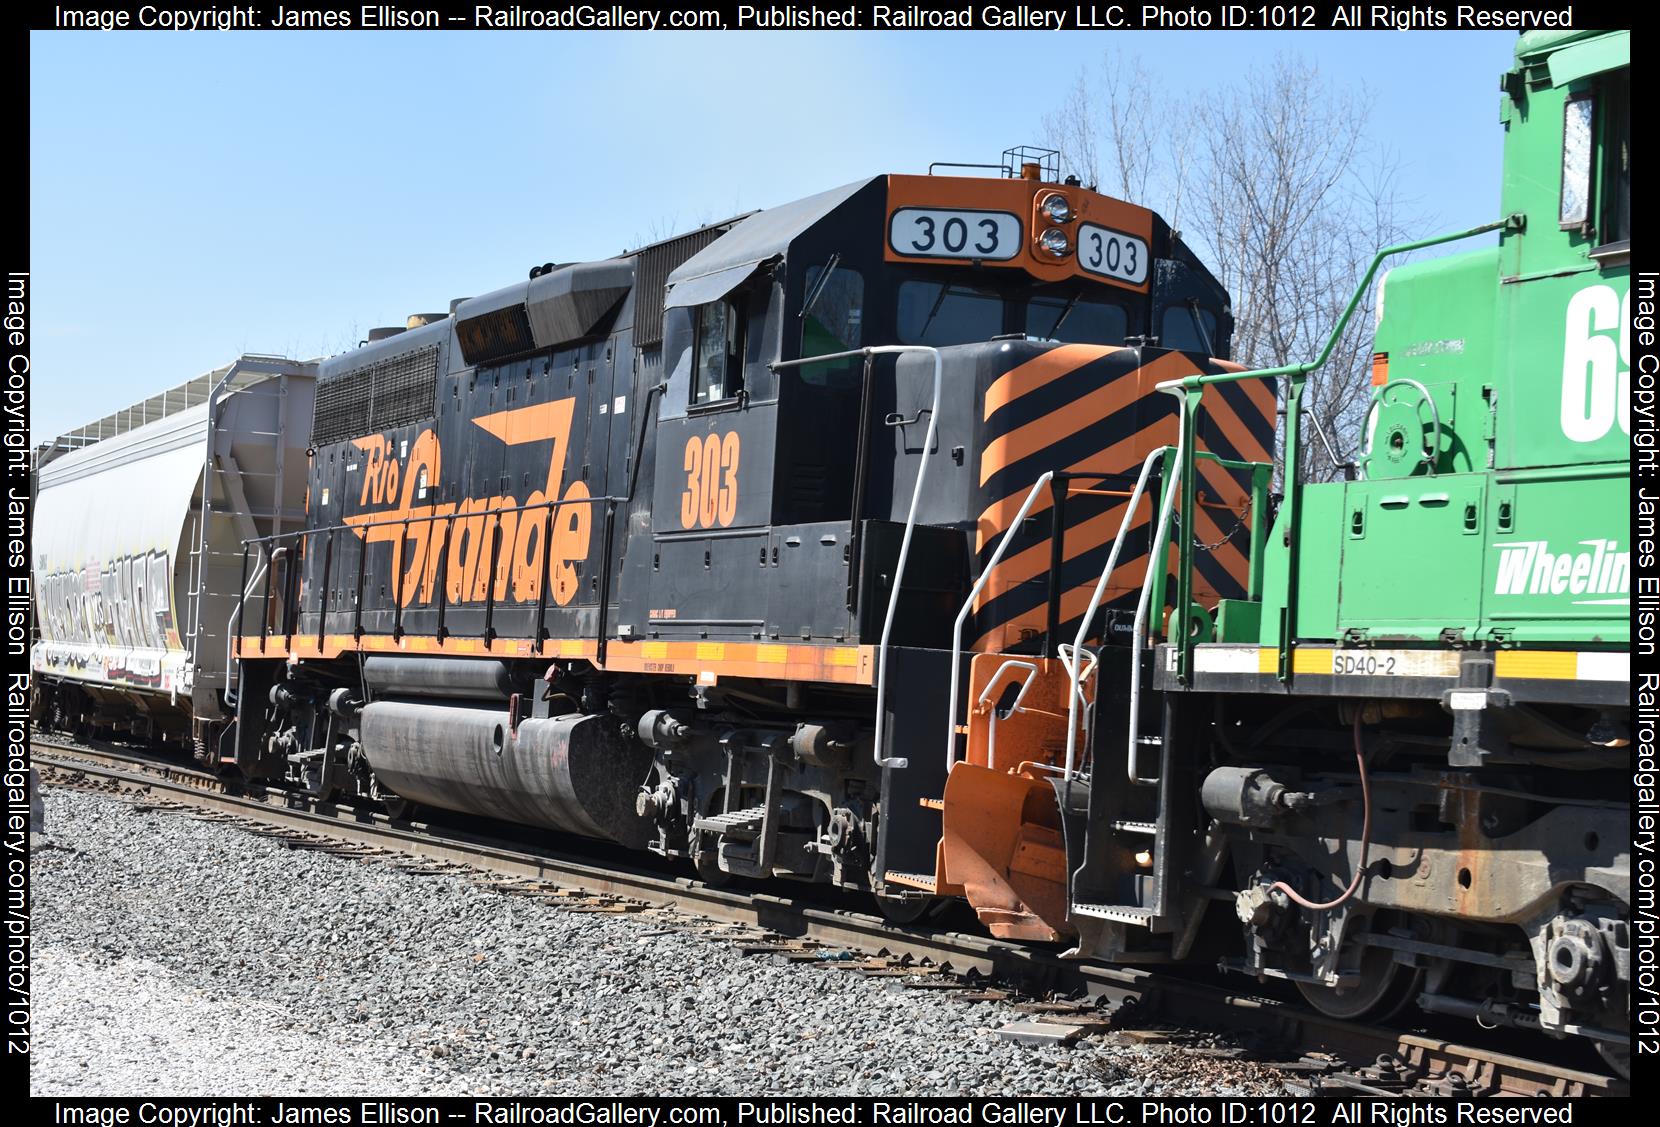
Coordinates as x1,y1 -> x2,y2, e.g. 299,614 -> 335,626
32,736 -> 1625,1098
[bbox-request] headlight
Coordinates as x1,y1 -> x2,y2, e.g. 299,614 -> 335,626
1040,193 -> 1073,224
1038,228 -> 1072,258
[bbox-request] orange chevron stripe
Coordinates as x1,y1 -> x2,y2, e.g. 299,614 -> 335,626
1195,456 -> 1250,511
977,423 -> 1174,551
1203,391 -> 1273,464
982,344 -> 1119,421
1190,497 -> 1250,584
971,502 -> 1248,651
980,379 -> 1143,488
1241,376 -> 1277,423
976,504 -> 1153,610
979,350 -> 1196,489
972,560 -> 1169,653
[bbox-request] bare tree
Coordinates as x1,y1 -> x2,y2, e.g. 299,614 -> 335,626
1042,51 -> 1163,206
1041,75 -> 1100,191
1042,53 -> 1414,482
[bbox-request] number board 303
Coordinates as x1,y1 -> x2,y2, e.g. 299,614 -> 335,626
889,208 -> 1021,262
1077,223 -> 1150,286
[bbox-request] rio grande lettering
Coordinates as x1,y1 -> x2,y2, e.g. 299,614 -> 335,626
344,399 -> 592,609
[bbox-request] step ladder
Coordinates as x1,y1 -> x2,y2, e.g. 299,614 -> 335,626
691,806 -> 768,840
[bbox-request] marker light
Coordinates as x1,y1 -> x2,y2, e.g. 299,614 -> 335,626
1040,192 -> 1074,224
1038,228 -> 1072,258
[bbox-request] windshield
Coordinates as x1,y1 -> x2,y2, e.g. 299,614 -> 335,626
1026,293 -> 1129,345
897,280 -> 1006,346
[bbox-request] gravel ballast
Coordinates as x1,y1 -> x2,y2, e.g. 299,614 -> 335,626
30,786 -> 1289,1097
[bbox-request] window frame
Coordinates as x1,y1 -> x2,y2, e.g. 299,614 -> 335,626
1559,90 -> 1596,233
894,277 -> 1011,347
1024,288 -> 1132,347
689,291 -> 750,411
1593,68 -> 1630,255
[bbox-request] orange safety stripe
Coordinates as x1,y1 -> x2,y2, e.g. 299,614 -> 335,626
1203,389 -> 1274,465
236,634 -> 876,686
977,423 -> 1170,550
981,344 -> 1116,421
979,376 -> 1144,487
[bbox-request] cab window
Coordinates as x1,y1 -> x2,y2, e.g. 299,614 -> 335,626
1026,294 -> 1129,345
1560,68 -> 1631,248
799,264 -> 864,387
692,293 -> 747,405
1561,94 -> 1594,230
897,280 -> 1005,346
1160,305 -> 1218,354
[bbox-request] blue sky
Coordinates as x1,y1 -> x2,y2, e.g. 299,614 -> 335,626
29,30 -> 1516,442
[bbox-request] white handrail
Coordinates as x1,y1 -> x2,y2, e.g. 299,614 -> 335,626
1059,447 -> 1169,780
943,472 -> 1054,775
977,659 -> 1039,772
772,345 -> 942,770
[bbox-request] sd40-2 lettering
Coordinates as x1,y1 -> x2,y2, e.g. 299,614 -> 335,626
1333,653 -> 1398,676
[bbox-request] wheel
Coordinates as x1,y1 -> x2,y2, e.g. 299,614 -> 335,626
369,773 -> 411,820
1295,945 -> 1424,1023
874,893 -> 942,926
692,833 -> 730,887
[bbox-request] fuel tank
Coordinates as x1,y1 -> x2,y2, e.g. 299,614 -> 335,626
362,656 -> 514,700
359,701 -> 654,847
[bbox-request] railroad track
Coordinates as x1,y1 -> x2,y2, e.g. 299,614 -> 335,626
32,734 -> 1624,1098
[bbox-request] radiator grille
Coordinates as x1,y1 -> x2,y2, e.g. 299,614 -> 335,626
312,345 -> 440,447
634,224 -> 731,348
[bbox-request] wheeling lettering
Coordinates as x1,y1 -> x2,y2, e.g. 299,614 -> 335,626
344,399 -> 592,609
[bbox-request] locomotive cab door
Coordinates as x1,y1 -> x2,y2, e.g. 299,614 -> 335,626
646,269 -> 783,641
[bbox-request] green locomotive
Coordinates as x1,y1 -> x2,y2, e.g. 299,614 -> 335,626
1062,28 -> 1632,1073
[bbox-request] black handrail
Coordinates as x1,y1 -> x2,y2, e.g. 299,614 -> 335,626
534,502 -> 555,644
236,491 -> 628,655
352,526 -> 368,641
482,521 -> 502,645
235,544 -> 251,657
315,532 -> 333,651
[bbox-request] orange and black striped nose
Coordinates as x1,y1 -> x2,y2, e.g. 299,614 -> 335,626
970,344 -> 1275,655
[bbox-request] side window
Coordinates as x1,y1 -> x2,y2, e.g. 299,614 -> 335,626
1026,294 -> 1129,345
1560,69 -> 1630,249
692,292 -> 748,405
799,265 -> 865,387
1160,305 -> 1218,354
897,280 -> 1006,346
1560,93 -> 1594,230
